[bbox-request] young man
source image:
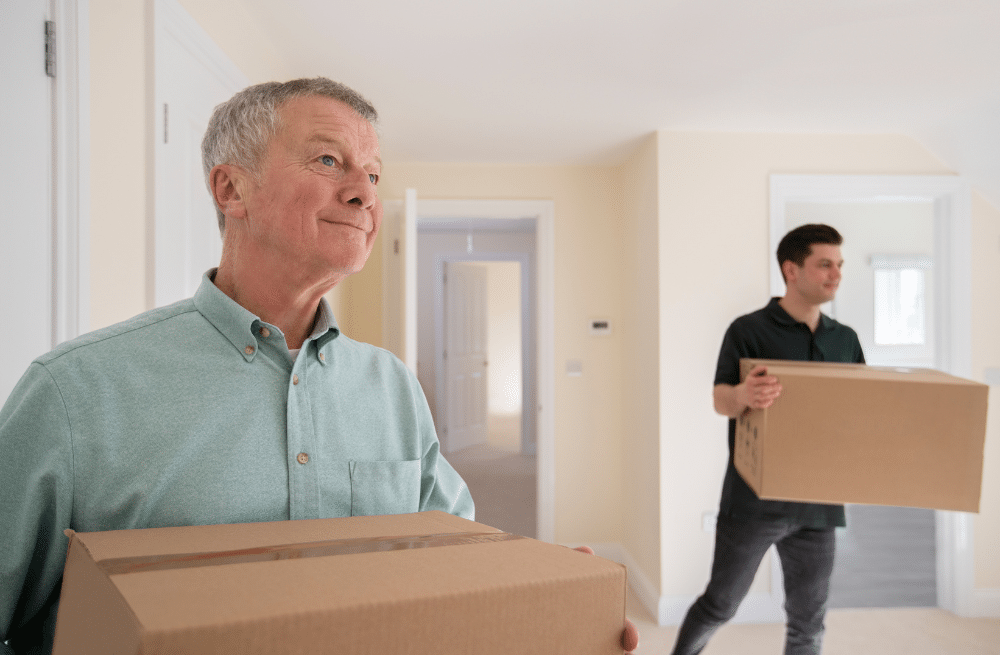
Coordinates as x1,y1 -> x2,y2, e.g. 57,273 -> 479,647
670,224 -> 864,655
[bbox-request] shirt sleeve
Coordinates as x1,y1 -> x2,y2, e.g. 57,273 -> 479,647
713,320 -> 747,387
0,363 -> 75,653
406,372 -> 475,520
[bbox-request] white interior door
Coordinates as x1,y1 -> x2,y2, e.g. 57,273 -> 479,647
1,0 -> 54,404
443,262 -> 489,453
154,0 -> 247,307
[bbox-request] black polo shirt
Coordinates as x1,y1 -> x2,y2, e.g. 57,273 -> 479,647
714,297 -> 865,527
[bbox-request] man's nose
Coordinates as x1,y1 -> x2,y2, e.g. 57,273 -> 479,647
342,169 -> 377,208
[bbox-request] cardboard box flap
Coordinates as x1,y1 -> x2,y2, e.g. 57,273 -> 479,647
741,358 -> 978,386
112,536 -> 622,632
73,510 -> 494,562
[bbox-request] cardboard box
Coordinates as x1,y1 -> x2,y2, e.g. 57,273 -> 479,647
53,511 -> 627,654
735,359 -> 988,512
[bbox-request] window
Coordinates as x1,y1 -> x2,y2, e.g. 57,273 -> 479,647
871,256 -> 933,346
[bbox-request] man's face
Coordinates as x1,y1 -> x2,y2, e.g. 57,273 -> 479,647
240,95 -> 382,281
785,243 -> 843,305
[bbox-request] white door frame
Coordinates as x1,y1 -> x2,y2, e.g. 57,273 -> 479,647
53,0 -> 91,343
418,199 -> 555,543
434,252 -> 533,455
769,174 -> 974,616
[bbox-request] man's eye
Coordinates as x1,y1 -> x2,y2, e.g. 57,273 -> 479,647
368,173 -> 378,184
320,155 -> 335,167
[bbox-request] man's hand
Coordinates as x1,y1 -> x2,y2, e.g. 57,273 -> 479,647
736,365 -> 782,411
573,546 -> 639,653
713,365 -> 783,418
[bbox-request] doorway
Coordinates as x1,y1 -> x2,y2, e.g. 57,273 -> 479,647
770,174 -> 974,613
439,259 -> 535,537
784,198 -> 937,608
416,223 -> 538,538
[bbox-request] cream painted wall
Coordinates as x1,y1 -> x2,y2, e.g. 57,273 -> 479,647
654,131 -> 1000,601
89,0 -> 149,329
177,0 -> 293,83
364,163 -> 628,545
89,0 -> 296,332
619,134 -> 663,593
486,261 -> 523,418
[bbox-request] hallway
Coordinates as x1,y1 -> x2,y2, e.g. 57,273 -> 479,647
445,414 -> 536,538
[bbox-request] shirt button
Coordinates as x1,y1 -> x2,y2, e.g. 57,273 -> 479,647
292,374 -> 299,385
296,452 -> 309,465
319,353 -> 325,362
260,327 -> 270,338
244,345 -> 255,355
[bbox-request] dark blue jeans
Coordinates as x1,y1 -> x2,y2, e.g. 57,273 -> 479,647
670,516 -> 836,655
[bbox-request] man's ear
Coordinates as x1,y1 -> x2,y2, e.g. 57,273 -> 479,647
210,164 -> 249,222
781,259 -> 797,283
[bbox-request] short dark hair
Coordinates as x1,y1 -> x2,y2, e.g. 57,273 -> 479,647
776,223 -> 843,281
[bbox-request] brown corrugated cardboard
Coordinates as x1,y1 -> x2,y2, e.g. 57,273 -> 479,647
735,359 -> 988,512
52,511 -> 627,655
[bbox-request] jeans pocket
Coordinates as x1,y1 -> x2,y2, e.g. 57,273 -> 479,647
349,459 -> 421,516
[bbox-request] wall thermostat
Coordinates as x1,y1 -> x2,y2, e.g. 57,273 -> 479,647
589,318 -> 612,336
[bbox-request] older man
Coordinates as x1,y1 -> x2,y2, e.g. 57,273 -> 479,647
0,79 -> 474,655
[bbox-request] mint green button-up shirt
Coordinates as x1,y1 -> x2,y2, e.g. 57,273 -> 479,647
0,272 -> 473,654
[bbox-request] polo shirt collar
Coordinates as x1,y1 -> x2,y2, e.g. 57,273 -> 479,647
765,296 -> 836,332
193,270 -> 341,361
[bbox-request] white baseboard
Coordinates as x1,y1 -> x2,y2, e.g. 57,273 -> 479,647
570,541 -> 998,625
577,542 -> 785,627
585,543 -> 662,623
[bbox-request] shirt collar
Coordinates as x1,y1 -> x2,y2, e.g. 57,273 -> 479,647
311,296 -> 341,351
765,296 -> 836,332
193,269 -> 341,361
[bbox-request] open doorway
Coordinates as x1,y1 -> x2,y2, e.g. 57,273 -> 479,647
440,260 -> 535,538
416,224 -> 537,538
770,174 -> 974,613
785,199 -> 937,608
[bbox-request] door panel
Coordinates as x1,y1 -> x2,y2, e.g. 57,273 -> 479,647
444,262 -> 489,452
154,0 -> 247,307
1,0 -> 54,403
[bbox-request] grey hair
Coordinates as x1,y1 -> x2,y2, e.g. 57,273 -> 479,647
201,77 -> 378,235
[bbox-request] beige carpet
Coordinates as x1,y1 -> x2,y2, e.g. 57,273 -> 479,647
625,588 -> 1000,654
445,442 -> 537,539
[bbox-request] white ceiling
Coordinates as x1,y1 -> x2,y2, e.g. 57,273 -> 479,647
199,0 -> 1000,205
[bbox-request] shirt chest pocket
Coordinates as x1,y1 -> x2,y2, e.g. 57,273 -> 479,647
349,459 -> 421,516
